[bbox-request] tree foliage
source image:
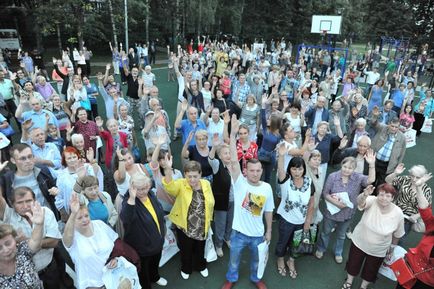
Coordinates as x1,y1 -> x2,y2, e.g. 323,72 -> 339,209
1,0 -> 431,51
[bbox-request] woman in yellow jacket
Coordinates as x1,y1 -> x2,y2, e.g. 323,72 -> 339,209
162,156 -> 215,280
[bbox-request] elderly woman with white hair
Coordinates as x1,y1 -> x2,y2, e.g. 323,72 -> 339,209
385,163 -> 432,237
349,92 -> 368,129
34,75 -> 56,101
347,118 -> 369,149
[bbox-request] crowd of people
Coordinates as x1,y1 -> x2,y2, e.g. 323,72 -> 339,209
0,36 -> 432,289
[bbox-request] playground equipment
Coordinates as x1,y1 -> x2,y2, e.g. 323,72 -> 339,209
379,36 -> 411,61
295,15 -> 348,78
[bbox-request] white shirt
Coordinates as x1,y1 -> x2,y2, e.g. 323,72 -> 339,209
277,177 -> 313,225
3,206 -> 61,271
207,118 -> 224,146
231,175 -> 274,237
65,220 -> 118,289
141,72 -> 155,87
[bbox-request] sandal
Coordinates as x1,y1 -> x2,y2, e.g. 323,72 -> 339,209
286,260 -> 297,279
276,258 -> 287,276
341,281 -> 352,289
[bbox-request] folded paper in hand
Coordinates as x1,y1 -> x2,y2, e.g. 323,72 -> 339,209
326,192 -> 353,215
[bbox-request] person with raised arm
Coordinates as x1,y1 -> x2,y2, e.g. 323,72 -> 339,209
162,152 -> 214,280
221,114 -> 274,289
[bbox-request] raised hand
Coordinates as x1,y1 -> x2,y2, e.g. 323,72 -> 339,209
230,114 -> 240,135
415,172 -> 432,187
339,135 -> 348,149
181,99 -> 188,111
164,153 -> 173,169
364,149 -> 376,165
223,110 -> 230,124
305,128 -> 312,139
186,131 -> 194,144
362,184 -> 375,196
307,137 -> 318,151
394,163 -> 405,175
106,63 -> 111,70
0,160 -> 9,172
27,201 -> 45,225
86,147 -> 95,162
211,133 -> 221,147
76,164 -> 87,179
69,192 -> 80,214
48,187 -> 59,196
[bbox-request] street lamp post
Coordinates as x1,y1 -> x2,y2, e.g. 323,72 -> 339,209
124,0 -> 129,51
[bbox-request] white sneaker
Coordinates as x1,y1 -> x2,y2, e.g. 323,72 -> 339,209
346,231 -> 353,239
180,271 -> 190,280
156,277 -> 168,286
216,247 -> 224,257
200,268 -> 209,278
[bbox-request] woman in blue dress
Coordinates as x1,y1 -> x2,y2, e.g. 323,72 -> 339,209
367,79 -> 386,113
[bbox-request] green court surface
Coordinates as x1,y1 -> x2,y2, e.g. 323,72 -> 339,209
138,68 -> 434,289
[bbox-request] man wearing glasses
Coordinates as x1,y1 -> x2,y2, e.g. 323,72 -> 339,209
0,143 -> 58,218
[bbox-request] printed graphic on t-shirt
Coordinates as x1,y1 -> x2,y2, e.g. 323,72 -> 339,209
241,192 -> 266,216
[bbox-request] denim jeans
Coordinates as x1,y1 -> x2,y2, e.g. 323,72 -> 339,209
226,230 -> 264,283
274,217 -> 303,257
213,202 -> 234,248
316,216 -> 352,257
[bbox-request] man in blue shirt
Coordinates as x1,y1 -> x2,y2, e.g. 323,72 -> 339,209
174,100 -> 206,145
16,97 -> 58,130
22,127 -> 62,179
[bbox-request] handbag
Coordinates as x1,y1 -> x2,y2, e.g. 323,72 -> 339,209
257,148 -> 272,163
420,117 -> 432,133
390,257 -> 434,288
291,224 -> 318,256
205,227 -> 217,263
257,240 -> 270,279
109,238 -> 141,272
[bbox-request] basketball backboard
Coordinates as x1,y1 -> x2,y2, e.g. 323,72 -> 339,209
311,15 -> 342,35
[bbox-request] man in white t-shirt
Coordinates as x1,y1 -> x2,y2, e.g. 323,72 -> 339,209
222,115 -> 274,289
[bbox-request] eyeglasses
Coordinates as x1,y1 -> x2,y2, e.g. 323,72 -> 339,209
16,154 -> 34,162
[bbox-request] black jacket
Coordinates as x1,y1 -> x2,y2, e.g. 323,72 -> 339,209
121,191 -> 166,257
0,167 -> 59,219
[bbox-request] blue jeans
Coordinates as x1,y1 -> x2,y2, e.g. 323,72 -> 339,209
226,230 -> 264,283
316,216 -> 352,257
275,217 -> 303,257
213,202 -> 234,248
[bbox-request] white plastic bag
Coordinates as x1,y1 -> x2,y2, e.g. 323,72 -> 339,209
404,129 -> 417,148
102,256 -> 141,289
378,246 -> 407,281
257,240 -> 270,279
205,227 -> 217,262
159,216 -> 180,267
421,117 -> 432,133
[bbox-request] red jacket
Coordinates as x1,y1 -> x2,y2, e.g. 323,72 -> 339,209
406,207 -> 434,287
100,130 -> 128,169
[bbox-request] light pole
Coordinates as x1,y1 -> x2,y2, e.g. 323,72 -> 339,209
124,0 -> 129,51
